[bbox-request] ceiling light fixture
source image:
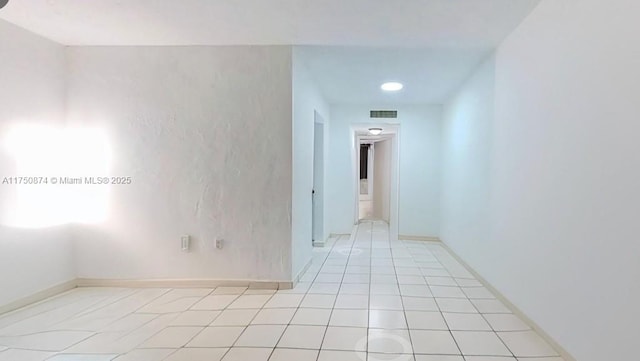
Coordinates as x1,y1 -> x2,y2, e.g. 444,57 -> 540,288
368,128 -> 383,135
381,82 -> 403,92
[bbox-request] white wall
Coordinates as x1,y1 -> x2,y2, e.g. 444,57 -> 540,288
291,50 -> 330,278
67,46 -> 295,282
442,1 -> 640,360
0,20 -> 75,308
373,139 -> 391,222
326,105 -> 441,237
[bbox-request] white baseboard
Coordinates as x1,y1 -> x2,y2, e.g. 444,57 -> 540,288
0,279 -> 77,315
291,258 -> 314,288
76,278 -> 291,290
438,240 -> 577,361
399,234 -> 441,242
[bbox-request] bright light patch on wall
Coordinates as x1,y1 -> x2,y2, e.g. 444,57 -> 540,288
381,82 -> 403,92
3,125 -> 111,228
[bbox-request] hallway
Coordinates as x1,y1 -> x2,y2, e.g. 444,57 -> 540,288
0,222 -> 561,361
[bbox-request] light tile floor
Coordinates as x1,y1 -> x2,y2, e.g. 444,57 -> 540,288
0,221 -> 564,361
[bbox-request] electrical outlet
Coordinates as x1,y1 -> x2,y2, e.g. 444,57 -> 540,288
215,239 -> 224,249
181,235 -> 190,252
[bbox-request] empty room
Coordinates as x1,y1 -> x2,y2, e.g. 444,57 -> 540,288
0,1 -> 637,360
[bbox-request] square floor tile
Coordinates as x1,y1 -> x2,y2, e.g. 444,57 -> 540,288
430,286 -> 466,298
316,274 -> 345,283
278,325 -> 326,349
414,356 -> 463,361
114,349 -> 175,360
455,279 -> 483,287
343,274 -> 370,284
399,285 -> 432,297
264,294 -> 304,308
211,309 -> 259,326
252,308 -> 296,325
421,269 -> 451,277
309,283 -> 341,294
187,326 -> 245,347
410,330 -> 460,355
397,275 -> 427,285
339,284 -> 370,295
443,313 -> 492,331
452,331 -> 511,356
371,275 -> 399,284
235,325 -> 286,347
471,299 -> 511,314
370,284 -> 400,295
369,310 -> 407,329
498,331 -> 558,357
221,347 -> 272,361
426,277 -> 457,286
464,357 -> 516,361
329,309 -> 368,327
269,348 -> 319,361
335,295 -> 369,309
405,311 -> 448,330
164,348 -> 228,361
462,287 -> 495,299
191,295 -> 238,310
370,295 -> 403,310
212,287 -> 247,295
291,308 -> 332,325
321,266 -> 347,274
395,267 -> 422,276
369,354 -> 415,361
227,295 -> 272,309
170,311 -> 220,326
402,297 -> 439,311
367,329 -> 413,354
301,294 -> 336,308
318,350 -> 366,361
436,298 -> 478,313
483,314 -> 530,331
322,326 -> 367,351
139,326 -> 203,348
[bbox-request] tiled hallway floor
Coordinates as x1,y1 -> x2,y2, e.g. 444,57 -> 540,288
0,221 -> 564,361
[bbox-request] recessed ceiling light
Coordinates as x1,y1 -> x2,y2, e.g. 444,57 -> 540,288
368,128 -> 383,135
381,82 -> 403,92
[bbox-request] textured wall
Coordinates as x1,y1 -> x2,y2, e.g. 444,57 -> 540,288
0,20 -> 74,308
67,46 -> 294,282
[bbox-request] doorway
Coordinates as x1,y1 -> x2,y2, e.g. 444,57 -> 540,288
312,112 -> 325,246
352,124 -> 400,241
358,143 -> 374,220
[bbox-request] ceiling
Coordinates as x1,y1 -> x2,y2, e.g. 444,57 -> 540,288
0,0 -> 540,104
297,46 -> 492,104
0,0 -> 540,47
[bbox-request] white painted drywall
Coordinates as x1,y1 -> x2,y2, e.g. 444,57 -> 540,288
66,46 -> 295,282
312,118 -> 325,243
373,139 -> 391,222
291,49 -> 330,278
441,1 -> 640,360
326,105 -> 441,237
0,20 -> 75,308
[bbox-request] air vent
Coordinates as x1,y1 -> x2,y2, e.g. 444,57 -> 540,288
370,110 -> 398,119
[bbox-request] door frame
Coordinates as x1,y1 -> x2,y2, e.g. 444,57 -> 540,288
350,123 -> 400,242
312,111 -> 326,246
